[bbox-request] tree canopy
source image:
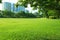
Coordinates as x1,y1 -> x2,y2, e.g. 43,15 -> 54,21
18,0 -> 60,18
0,0 -> 2,3
18,0 -> 60,9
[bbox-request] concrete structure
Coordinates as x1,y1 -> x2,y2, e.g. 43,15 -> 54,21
11,3 -> 25,13
2,0 -> 25,13
3,2 -> 11,11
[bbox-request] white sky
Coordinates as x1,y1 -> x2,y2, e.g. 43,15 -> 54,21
2,0 -> 18,3
25,4 -> 33,13
25,4 -> 38,13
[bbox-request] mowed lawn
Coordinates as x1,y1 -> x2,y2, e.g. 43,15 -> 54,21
0,18 -> 60,40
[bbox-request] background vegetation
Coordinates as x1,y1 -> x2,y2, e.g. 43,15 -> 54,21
0,10 -> 60,19
0,10 -> 40,18
0,0 -> 60,19
17,0 -> 60,19
0,0 -> 2,3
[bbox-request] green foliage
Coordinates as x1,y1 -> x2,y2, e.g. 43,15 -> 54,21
48,10 -> 60,19
1,10 -> 60,18
18,0 -> 60,18
48,10 -> 57,16
49,16 -> 57,19
0,11 -> 38,18
0,0 -> 2,3
14,11 -> 37,18
14,11 -> 26,18
2,11 -> 15,18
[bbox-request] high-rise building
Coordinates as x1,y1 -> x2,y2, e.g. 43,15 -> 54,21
11,3 -> 15,12
18,6 -> 25,12
2,2 -> 11,11
2,0 -> 25,13
11,3 -> 25,13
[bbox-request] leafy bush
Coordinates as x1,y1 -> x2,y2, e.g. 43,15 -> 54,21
2,11 -> 15,18
0,11 -> 38,18
48,10 -> 60,19
0,0 -> 2,3
48,10 -> 57,16
26,13 -> 37,18
14,11 -> 37,18
49,16 -> 57,19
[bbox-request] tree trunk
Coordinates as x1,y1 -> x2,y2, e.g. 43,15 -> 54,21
45,10 -> 49,18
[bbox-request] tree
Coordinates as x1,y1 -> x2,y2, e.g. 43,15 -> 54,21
3,11 -> 15,18
18,0 -> 60,18
0,0 -> 2,3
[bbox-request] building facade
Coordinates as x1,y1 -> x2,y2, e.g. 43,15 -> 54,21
3,2 -> 11,11
2,2 -> 25,13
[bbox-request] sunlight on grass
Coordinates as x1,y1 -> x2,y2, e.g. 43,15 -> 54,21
0,18 -> 60,40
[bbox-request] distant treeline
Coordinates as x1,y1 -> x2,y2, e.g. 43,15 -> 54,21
0,10 -> 41,18
0,10 -> 60,19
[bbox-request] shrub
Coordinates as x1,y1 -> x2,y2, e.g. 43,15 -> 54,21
49,16 -> 57,19
2,11 -> 15,18
0,11 -> 37,18
15,11 -> 37,18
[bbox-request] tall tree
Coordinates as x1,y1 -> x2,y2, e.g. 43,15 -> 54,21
18,0 -> 60,18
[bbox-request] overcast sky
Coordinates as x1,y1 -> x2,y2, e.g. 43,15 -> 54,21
2,0 -> 18,3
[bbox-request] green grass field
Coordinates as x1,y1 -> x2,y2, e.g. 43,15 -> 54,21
0,18 -> 60,40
